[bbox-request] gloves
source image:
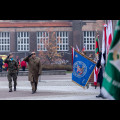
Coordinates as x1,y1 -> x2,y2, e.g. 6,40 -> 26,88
28,54 -> 33,58
7,55 -> 10,59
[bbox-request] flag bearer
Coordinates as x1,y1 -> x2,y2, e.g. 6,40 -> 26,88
96,51 -> 105,98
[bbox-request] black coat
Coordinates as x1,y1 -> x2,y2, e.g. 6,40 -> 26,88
0,59 -> 3,66
96,52 -> 103,84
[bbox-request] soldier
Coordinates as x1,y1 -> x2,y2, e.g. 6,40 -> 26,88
23,52 -> 42,94
4,53 -> 18,92
96,51 -> 105,99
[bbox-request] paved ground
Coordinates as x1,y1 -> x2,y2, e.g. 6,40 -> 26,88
0,74 -> 108,100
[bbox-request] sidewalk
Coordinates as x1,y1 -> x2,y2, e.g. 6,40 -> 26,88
0,74 -> 108,100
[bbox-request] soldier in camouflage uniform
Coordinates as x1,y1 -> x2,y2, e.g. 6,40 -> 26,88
23,52 -> 42,94
4,53 -> 18,92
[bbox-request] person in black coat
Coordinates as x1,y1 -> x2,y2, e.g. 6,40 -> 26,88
96,52 -> 105,98
0,56 -> 3,72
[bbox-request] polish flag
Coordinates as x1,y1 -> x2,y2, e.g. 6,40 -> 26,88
82,45 -> 85,52
106,20 -> 113,59
94,66 -> 98,86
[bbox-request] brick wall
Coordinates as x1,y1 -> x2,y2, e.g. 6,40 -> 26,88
10,32 -> 16,52
30,32 -> 37,52
0,20 -> 105,65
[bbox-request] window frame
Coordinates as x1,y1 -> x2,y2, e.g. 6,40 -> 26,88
0,32 -> 10,52
56,31 -> 69,51
17,32 -> 30,51
37,31 -> 49,51
83,31 -> 95,51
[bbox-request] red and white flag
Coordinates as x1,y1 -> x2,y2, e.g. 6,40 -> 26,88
94,66 -> 98,86
101,24 -> 107,66
72,47 -> 74,65
106,20 -> 113,59
82,45 -> 85,52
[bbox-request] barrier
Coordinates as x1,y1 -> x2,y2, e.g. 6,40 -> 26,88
0,70 -> 66,77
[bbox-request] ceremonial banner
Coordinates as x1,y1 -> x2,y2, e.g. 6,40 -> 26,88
101,20 -> 120,100
72,49 -> 96,88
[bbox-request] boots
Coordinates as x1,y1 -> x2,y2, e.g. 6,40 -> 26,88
32,82 -> 37,94
35,82 -> 37,92
14,86 -> 16,91
9,87 -> 16,92
96,89 -> 106,99
9,88 -> 12,92
14,83 -> 16,91
32,90 -> 35,94
96,93 -> 102,98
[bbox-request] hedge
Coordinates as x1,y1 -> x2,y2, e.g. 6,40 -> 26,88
42,64 -> 72,71
19,64 -> 72,71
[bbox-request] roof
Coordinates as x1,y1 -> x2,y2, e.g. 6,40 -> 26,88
0,22 -> 72,28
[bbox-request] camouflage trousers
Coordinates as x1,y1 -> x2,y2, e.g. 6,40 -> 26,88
30,78 -> 38,92
7,73 -> 17,90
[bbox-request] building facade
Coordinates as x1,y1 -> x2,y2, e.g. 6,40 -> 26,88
0,20 -> 105,65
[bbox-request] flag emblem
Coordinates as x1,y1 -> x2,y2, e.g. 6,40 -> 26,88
73,61 -> 87,78
75,54 -> 78,58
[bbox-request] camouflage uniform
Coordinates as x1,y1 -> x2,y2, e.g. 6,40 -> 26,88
4,58 -> 18,91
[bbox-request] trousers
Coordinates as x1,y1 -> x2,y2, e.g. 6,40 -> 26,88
30,77 -> 38,92
7,73 -> 17,90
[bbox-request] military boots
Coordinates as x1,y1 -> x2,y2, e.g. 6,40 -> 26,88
9,89 -> 12,92
14,85 -> 16,91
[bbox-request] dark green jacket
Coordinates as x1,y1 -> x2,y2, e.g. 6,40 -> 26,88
4,58 -> 18,73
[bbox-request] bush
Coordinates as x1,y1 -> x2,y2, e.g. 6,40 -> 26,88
42,64 -> 72,71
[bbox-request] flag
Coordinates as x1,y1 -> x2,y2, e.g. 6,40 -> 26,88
106,20 -> 113,59
101,24 -> 107,66
94,33 -> 100,84
101,20 -> 120,100
94,66 -> 98,86
72,47 -> 74,65
76,45 -> 80,52
72,49 -> 96,88
82,45 -> 85,52
95,35 -> 99,54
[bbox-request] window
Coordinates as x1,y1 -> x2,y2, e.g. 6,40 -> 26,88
17,32 -> 29,51
83,31 -> 95,51
56,31 -> 69,51
37,32 -> 49,51
0,32 -> 10,51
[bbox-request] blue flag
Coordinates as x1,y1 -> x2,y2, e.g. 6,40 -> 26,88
72,50 -> 96,88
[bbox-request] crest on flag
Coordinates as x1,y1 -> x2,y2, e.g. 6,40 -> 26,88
73,61 -> 87,78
